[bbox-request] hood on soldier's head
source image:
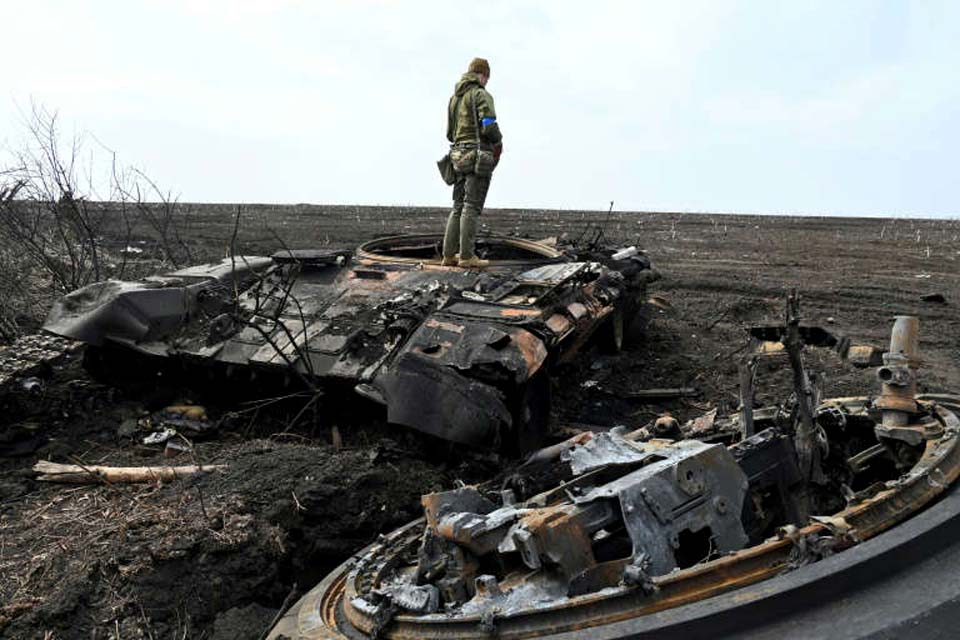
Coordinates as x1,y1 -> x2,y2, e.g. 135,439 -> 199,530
455,72 -> 484,97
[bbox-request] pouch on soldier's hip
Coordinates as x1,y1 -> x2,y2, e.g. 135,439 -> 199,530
437,153 -> 457,185
450,147 -> 476,174
474,148 -> 496,178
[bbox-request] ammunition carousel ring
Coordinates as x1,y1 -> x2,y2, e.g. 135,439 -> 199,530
282,397 -> 960,640
355,234 -> 566,267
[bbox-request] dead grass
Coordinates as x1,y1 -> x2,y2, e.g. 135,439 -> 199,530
0,461 -> 279,637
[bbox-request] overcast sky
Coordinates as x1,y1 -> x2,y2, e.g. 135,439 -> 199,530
2,1 -> 958,217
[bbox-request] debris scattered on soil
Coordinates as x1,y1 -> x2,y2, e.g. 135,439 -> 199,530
921,292 -> 947,304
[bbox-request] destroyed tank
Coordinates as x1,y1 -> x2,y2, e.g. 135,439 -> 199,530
267,316 -> 960,639
43,234 -> 658,451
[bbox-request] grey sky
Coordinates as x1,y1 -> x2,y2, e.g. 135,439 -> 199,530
3,1 -> 958,217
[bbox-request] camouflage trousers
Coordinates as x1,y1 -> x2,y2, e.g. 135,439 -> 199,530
443,173 -> 491,261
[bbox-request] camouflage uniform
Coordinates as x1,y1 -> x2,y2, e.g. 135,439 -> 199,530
442,70 -> 503,262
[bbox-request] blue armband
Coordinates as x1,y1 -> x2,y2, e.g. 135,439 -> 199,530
481,117 -> 496,128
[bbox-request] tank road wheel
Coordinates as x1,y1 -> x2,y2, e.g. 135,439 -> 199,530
598,308 -> 625,354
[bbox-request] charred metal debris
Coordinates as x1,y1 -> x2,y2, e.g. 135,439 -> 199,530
43,234 -> 659,452
269,308 -> 960,640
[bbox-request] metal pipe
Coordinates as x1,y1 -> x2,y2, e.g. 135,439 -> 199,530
889,316 -> 920,362
878,316 -> 919,427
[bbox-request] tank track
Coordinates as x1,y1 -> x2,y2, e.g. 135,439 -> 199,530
0,334 -> 82,393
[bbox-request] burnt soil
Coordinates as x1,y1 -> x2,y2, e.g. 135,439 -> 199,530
2,206 -> 959,639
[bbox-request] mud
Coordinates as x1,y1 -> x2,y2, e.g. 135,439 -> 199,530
2,207 -> 959,639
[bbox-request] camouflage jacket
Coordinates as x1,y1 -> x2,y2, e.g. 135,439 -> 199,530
446,72 -> 503,147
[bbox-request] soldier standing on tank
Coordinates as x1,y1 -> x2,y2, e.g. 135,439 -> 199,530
442,57 -> 503,269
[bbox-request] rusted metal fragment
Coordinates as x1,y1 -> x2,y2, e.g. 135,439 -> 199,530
422,486 -> 496,529
437,507 -> 526,556
847,344 -> 885,367
749,323 -> 883,368
401,316 -> 547,385
545,313 -> 572,336
504,502 -> 615,579
750,324 -> 839,348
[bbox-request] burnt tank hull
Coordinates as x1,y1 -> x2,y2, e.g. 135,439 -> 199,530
43,235 -> 657,450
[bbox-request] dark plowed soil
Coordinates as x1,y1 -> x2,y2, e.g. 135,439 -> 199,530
2,206 -> 958,639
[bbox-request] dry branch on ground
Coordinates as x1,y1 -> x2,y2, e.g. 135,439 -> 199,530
33,460 -> 227,484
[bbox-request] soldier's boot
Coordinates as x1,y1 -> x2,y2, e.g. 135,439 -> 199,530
441,255 -> 458,267
458,256 -> 489,269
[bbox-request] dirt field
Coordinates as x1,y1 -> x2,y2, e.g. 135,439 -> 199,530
1,206 -> 958,639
